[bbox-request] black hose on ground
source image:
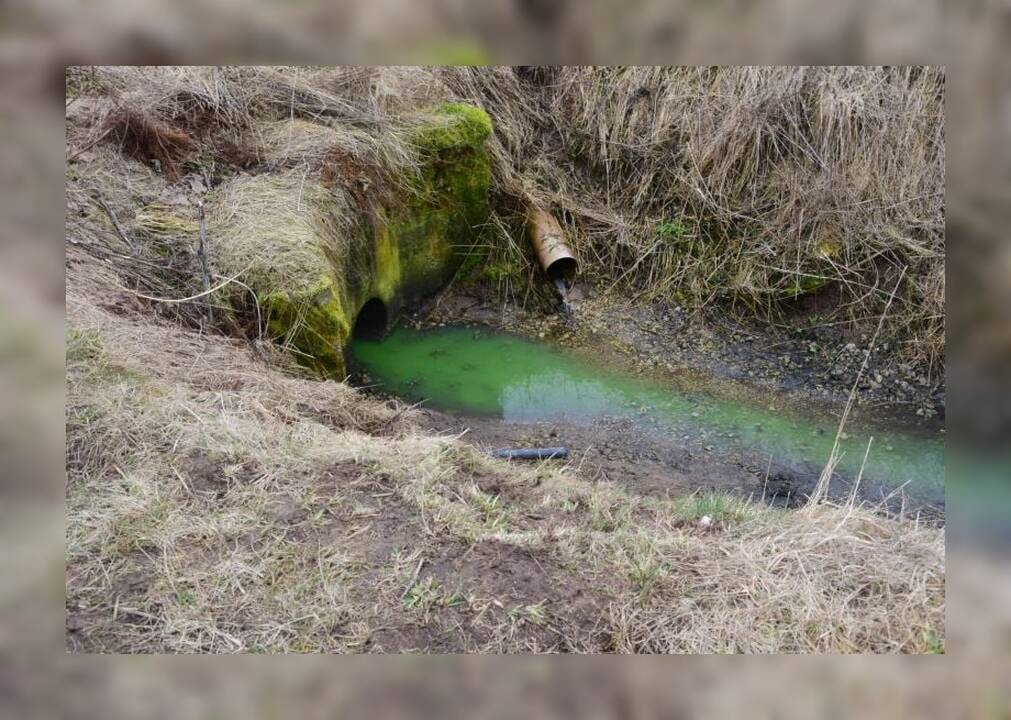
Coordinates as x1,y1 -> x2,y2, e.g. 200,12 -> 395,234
492,447 -> 569,460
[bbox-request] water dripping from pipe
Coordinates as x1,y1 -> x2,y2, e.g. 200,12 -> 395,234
554,276 -> 572,315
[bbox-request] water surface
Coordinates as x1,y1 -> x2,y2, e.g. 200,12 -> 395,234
352,325 -> 944,505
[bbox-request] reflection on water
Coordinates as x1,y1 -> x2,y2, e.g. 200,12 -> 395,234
351,326 -> 944,505
499,371 -> 629,421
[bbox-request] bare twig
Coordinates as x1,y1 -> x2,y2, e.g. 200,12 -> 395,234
807,267 -> 907,509
196,199 -> 213,324
116,263 -> 254,304
89,188 -> 134,251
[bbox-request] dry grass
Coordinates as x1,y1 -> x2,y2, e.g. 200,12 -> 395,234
65,66 -> 945,654
66,293 -> 944,654
206,171 -> 360,294
604,504 -> 943,653
442,66 -> 945,365
101,108 -> 195,183
69,65 -> 945,365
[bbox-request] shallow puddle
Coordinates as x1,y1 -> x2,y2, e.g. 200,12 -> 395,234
351,325 -> 944,506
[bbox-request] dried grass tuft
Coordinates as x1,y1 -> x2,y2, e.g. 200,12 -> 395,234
441,66 -> 945,365
206,171 -> 360,295
605,501 -> 944,653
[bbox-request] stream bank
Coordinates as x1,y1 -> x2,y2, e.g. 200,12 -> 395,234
350,280 -> 945,518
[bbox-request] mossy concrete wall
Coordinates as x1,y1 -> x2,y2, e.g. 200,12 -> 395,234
246,104 -> 492,378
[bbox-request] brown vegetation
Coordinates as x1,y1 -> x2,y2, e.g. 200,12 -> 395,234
70,66 -> 945,365
65,297 -> 943,653
102,108 -> 195,183
65,66 -> 945,654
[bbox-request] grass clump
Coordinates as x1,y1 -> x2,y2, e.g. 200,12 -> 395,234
135,203 -> 198,238
101,108 -> 195,183
206,172 -> 363,375
675,490 -> 754,524
208,172 -> 356,294
403,577 -> 466,618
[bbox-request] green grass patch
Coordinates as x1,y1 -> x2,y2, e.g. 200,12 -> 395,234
404,576 -> 465,617
675,490 -> 750,524
508,601 -> 548,626
67,327 -> 105,365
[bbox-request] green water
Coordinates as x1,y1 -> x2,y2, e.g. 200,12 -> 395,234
352,325 -> 944,505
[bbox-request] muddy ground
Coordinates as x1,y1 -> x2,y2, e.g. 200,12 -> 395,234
419,411 -> 815,508
364,278 -> 945,516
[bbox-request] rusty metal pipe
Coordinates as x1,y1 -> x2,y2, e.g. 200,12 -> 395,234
529,209 -> 577,283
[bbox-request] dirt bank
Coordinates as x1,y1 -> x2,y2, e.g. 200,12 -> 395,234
417,410 -> 815,507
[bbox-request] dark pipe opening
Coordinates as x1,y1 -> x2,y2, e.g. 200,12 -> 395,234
352,298 -> 388,340
546,257 -> 577,285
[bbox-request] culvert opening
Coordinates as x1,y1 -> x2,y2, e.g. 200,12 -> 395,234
352,298 -> 388,341
546,257 -> 577,285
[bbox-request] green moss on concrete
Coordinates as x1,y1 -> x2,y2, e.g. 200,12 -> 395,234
260,274 -> 351,378
412,103 -> 493,154
216,104 -> 492,377
372,224 -> 403,303
386,103 -> 492,300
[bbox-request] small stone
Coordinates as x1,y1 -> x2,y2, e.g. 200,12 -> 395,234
698,515 -> 713,529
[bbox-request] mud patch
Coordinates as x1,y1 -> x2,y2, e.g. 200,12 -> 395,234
431,539 -> 602,652
66,551 -> 160,653
360,531 -> 605,653
180,451 -> 261,497
312,462 -> 424,563
419,410 -> 780,503
266,494 -> 307,525
315,461 -> 370,494
367,624 -> 462,654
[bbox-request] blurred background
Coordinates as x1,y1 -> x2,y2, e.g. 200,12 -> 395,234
1,0 -> 1007,714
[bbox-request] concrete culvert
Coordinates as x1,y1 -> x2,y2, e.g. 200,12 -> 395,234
352,298 -> 388,341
